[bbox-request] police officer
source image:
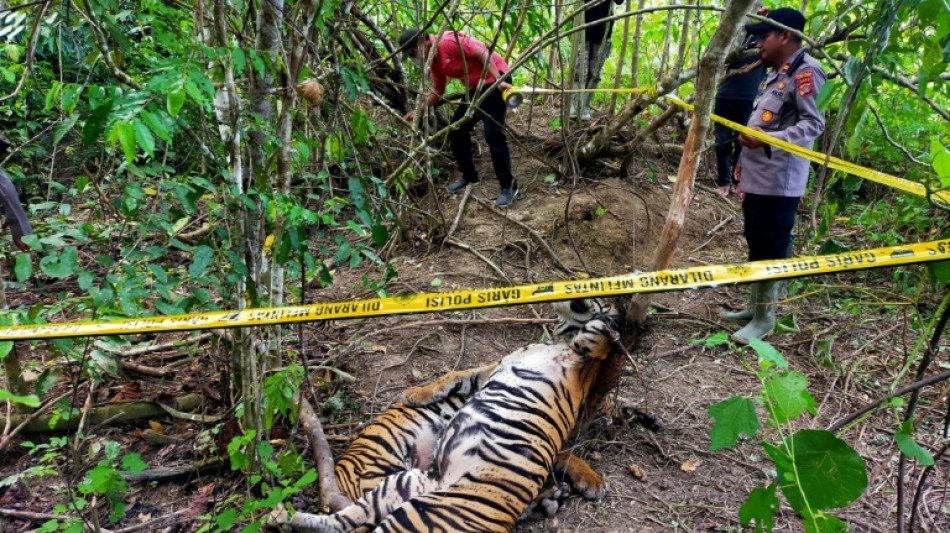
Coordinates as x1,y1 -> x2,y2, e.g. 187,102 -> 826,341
712,34 -> 765,196
722,7 -> 826,342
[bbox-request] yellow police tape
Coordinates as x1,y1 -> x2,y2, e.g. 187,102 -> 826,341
1,239 -> 948,340
664,96 -> 950,206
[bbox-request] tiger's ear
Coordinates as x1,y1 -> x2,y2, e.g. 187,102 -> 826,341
569,299 -> 591,314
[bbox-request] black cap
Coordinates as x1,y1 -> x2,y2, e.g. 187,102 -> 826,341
397,28 -> 423,53
744,8 -> 806,35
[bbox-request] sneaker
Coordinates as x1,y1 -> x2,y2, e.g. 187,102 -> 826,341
495,182 -> 519,207
447,177 -> 478,193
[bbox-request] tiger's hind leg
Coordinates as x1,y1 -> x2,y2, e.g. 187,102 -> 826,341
553,451 -> 608,500
400,364 -> 496,406
286,469 -> 439,533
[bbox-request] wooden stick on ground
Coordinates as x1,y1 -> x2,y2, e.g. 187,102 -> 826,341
296,394 -> 351,512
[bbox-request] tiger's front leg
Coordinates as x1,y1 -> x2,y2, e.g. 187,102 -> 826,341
400,364 -> 496,406
553,451 -> 608,500
285,469 -> 439,533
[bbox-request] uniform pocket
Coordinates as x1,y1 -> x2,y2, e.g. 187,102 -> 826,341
755,101 -> 782,130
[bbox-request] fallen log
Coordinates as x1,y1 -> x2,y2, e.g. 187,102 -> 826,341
11,393 -> 207,434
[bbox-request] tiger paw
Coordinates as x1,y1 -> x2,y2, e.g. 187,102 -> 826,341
400,385 -> 442,406
261,504 -> 292,532
569,319 -> 615,360
569,468 -> 608,500
520,481 -> 571,521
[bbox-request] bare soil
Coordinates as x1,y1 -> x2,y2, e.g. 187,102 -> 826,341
1,107 -> 947,533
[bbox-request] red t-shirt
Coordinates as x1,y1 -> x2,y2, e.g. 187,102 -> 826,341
429,32 -> 510,94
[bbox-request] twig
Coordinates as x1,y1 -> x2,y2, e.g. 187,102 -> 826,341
0,508 -> 71,522
372,332 -> 439,400
828,370 -> 950,434
122,333 -> 213,357
120,359 -> 190,378
121,457 -> 226,482
444,237 -> 511,283
470,195 -> 576,275
445,185 -> 471,240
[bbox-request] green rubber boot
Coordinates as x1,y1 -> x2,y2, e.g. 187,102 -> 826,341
720,283 -> 758,323
732,280 -> 782,344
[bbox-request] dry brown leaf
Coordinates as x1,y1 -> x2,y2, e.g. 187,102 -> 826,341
627,463 -> 647,481
680,459 -> 697,474
112,381 -> 142,402
296,80 -> 325,106
148,420 -> 164,434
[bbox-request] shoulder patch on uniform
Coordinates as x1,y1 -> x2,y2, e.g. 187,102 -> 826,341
796,70 -> 816,97
795,71 -> 815,82
777,81 -> 786,90
761,109 -> 774,122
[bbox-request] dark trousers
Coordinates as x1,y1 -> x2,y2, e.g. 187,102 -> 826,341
0,168 -> 31,240
713,98 -> 754,187
742,193 -> 800,261
449,80 -> 513,190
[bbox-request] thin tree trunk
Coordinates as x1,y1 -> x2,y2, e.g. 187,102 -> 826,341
625,0 -> 756,324
629,0 -> 646,89
609,0 -> 633,115
658,2 -> 674,79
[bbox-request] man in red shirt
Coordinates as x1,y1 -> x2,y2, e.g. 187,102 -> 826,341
399,29 -> 518,207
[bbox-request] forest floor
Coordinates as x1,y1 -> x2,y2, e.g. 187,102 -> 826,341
1,105 -> 948,533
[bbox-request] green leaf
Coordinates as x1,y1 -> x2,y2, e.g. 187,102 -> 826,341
769,430 -> 868,512
35,368 -> 61,398
232,47 -> 246,75
749,337 -> 788,369
114,121 -> 136,164
0,340 -> 11,360
895,421 -> 935,466
430,278 -> 442,287
140,109 -> 171,142
40,247 -> 80,278
214,509 -> 237,530
930,261 -> 950,285
708,396 -> 760,451
189,245 -> 214,278
815,79 -> 838,112
83,98 -> 115,146
817,239 -> 849,255
371,224 -> 389,247
763,370 -> 817,424
53,113 -> 81,146
932,140 -> 950,186
0,390 -> 40,407
739,484 -> 779,533
121,453 -> 149,474
802,511 -> 849,533
698,331 -> 730,347
133,118 -> 155,158
14,253 -> 32,282
167,86 -> 186,117
775,314 -> 799,334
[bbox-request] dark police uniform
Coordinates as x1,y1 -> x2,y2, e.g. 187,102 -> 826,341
714,56 -> 766,188
738,48 -> 825,260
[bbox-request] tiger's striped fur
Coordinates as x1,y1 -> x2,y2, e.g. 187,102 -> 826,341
285,298 -> 617,533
